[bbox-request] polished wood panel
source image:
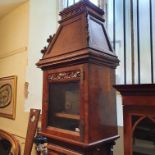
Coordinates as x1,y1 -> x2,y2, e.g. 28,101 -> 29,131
114,84 -> 155,155
24,109 -> 41,155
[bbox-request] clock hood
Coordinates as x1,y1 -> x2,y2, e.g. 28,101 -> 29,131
36,0 -> 119,69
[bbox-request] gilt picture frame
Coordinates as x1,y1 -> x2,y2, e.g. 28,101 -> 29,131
0,76 -> 17,119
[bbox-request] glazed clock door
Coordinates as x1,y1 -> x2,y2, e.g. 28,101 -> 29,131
43,66 -> 85,141
48,80 -> 80,132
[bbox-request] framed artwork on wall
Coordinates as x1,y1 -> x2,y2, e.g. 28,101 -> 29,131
0,76 -> 17,119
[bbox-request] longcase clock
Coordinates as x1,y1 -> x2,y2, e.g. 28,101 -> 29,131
37,0 -> 119,154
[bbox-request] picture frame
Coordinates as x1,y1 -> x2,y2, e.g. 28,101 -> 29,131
0,76 -> 17,119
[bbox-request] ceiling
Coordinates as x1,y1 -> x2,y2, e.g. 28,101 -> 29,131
0,0 -> 27,18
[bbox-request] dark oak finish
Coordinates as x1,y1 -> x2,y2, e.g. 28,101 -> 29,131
114,84 -> 155,155
37,0 -> 119,154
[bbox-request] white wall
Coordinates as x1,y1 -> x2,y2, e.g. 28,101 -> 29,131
25,0 -> 58,111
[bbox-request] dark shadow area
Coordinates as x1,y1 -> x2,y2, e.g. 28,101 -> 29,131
0,139 -> 11,155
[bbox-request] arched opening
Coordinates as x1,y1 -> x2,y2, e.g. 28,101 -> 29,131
132,116 -> 155,155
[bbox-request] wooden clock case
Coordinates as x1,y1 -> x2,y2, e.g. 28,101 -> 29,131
37,0 -> 119,154
114,84 -> 155,155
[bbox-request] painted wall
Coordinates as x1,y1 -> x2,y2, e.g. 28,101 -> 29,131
25,0 -> 58,111
0,0 -> 58,154
0,2 -> 29,154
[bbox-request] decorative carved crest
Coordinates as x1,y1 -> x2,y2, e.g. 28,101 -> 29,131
48,70 -> 81,81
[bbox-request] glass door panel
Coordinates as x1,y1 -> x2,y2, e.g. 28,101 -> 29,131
48,81 -> 80,133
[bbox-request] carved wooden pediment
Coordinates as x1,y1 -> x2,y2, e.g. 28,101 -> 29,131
37,0 -> 119,69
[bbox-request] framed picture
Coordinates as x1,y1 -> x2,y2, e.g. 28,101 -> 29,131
0,76 -> 17,119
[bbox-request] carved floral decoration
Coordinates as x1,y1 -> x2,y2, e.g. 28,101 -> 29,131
48,71 -> 81,81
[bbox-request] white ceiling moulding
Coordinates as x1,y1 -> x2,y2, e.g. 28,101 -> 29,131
0,0 -> 27,18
